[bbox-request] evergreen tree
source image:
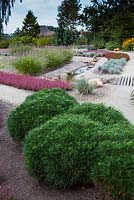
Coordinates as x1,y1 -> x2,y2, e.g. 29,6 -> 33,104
56,0 -> 81,45
22,10 -> 40,38
57,0 -> 81,30
82,0 -> 134,42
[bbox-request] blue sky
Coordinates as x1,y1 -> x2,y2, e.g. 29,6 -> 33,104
4,0 -> 89,34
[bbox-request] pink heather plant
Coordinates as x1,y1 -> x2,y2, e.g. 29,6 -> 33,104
0,72 -> 72,91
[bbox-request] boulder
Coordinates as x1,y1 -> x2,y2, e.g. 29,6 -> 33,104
60,73 -> 68,80
52,76 -> 60,80
88,78 -> 103,87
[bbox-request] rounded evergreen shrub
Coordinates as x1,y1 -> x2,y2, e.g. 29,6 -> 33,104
7,89 -> 78,141
23,114 -> 104,188
90,123 -> 134,199
91,154 -> 134,200
69,103 -> 129,126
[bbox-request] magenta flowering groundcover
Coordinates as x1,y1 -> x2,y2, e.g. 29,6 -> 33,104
0,71 -> 72,91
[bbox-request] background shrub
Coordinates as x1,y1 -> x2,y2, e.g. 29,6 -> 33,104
10,36 -> 33,46
87,45 -> 97,50
91,38 -> 105,49
76,79 -> 96,95
13,56 -> 43,75
33,36 -> 54,47
122,38 -> 134,51
7,89 -> 78,141
0,40 -> 10,48
23,114 -> 103,188
44,48 -> 73,69
10,44 -> 32,56
105,41 -> 121,50
105,52 -> 130,61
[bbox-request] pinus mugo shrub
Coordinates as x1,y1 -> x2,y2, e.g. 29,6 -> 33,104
69,103 -> 129,126
23,100 -> 134,198
91,154 -> 134,200
13,56 -> 43,75
23,114 -> 104,188
7,89 -> 78,141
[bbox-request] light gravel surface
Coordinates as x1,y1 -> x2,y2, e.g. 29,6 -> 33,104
0,84 -> 33,105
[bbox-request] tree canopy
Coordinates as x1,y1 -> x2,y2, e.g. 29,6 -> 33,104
82,0 -> 134,42
56,0 -> 81,45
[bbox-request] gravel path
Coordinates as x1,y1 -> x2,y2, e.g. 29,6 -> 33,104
0,84 -> 33,105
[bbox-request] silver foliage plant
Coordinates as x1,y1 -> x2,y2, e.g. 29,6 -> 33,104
98,58 -> 127,74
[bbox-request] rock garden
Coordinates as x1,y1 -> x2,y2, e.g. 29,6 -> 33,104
0,46 -> 134,200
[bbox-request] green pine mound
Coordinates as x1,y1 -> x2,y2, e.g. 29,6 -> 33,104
69,103 -> 129,126
7,89 -> 78,141
23,114 -> 104,188
7,88 -> 134,199
23,110 -> 134,198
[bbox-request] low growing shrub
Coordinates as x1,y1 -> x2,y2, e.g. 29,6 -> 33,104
34,36 -> 54,47
22,101 -> 134,199
23,114 -> 103,188
76,79 -> 96,95
0,71 -> 72,91
98,58 -> 127,74
105,41 -> 121,51
10,36 -> 33,46
87,45 -> 97,50
7,89 -> 77,141
44,48 -> 73,68
13,56 -> 43,75
69,103 -> 129,126
91,38 -> 105,49
0,40 -> 10,48
10,44 -> 32,56
105,52 -> 130,61
91,154 -> 134,200
122,38 -> 134,51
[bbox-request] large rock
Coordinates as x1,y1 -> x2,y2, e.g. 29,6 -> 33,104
88,78 -> 103,87
60,73 -> 68,80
